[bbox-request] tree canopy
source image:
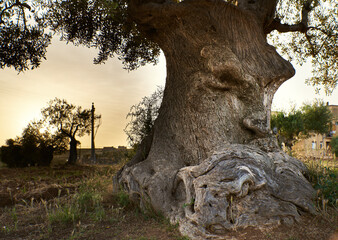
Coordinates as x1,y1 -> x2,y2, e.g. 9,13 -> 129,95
1,0 -> 337,92
271,108 -> 304,148
301,100 -> 333,134
270,0 -> 337,93
0,0 -> 51,71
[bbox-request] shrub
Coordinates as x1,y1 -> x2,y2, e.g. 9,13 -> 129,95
1,143 -> 54,168
48,205 -> 81,225
306,160 -> 337,209
48,187 -> 106,225
330,136 -> 338,157
1,144 -> 25,168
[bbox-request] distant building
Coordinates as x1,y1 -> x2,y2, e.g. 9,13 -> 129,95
102,146 -> 116,154
102,146 -> 128,153
293,104 -> 338,158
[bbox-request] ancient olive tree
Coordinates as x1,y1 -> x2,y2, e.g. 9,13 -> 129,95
41,98 -> 101,164
2,0 -> 338,238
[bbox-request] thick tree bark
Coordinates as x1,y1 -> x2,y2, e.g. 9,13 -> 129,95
118,1 -> 315,239
128,0 -> 295,162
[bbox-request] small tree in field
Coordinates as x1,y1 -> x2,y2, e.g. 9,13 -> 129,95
41,98 -> 101,164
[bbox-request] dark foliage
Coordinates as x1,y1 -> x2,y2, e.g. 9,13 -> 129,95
0,25 -> 51,71
1,143 -> 24,167
124,86 -> 163,147
42,0 -> 160,70
1,140 -> 54,168
1,1 -> 337,92
330,136 -> 338,157
0,0 -> 52,71
0,120 -> 68,168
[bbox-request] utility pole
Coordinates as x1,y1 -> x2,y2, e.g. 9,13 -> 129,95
90,102 -> 96,163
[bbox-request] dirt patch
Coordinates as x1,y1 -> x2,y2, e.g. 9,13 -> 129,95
0,165 -> 336,240
0,166 -> 86,207
0,165 -> 185,240
226,214 -> 337,240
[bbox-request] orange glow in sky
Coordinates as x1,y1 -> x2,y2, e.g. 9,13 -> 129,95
1,38 -> 337,148
1,38 -> 166,148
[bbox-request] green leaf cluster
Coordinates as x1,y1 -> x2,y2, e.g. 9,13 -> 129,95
0,0 -> 52,71
271,109 -> 304,148
301,99 -> 333,135
330,136 -> 338,157
40,0 -> 160,70
124,86 -> 163,147
306,162 -> 337,208
270,0 -> 338,94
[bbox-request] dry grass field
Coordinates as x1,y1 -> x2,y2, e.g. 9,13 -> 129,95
0,158 -> 337,240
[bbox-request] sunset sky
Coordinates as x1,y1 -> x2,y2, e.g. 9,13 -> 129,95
1,37 -> 337,148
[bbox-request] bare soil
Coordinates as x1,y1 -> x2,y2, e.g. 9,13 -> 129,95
0,165 -> 336,240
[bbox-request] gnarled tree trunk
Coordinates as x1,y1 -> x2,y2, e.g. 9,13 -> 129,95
117,1 -> 315,239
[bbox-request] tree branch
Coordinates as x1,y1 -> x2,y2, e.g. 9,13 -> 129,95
72,125 -> 79,138
20,5 -> 28,29
264,18 -> 308,34
69,122 -> 75,136
60,127 -> 71,138
308,26 -> 338,38
264,0 -> 312,34
59,121 -> 71,138
0,0 -> 31,25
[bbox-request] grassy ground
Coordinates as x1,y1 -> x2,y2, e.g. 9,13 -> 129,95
0,164 -> 188,240
0,158 -> 337,240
